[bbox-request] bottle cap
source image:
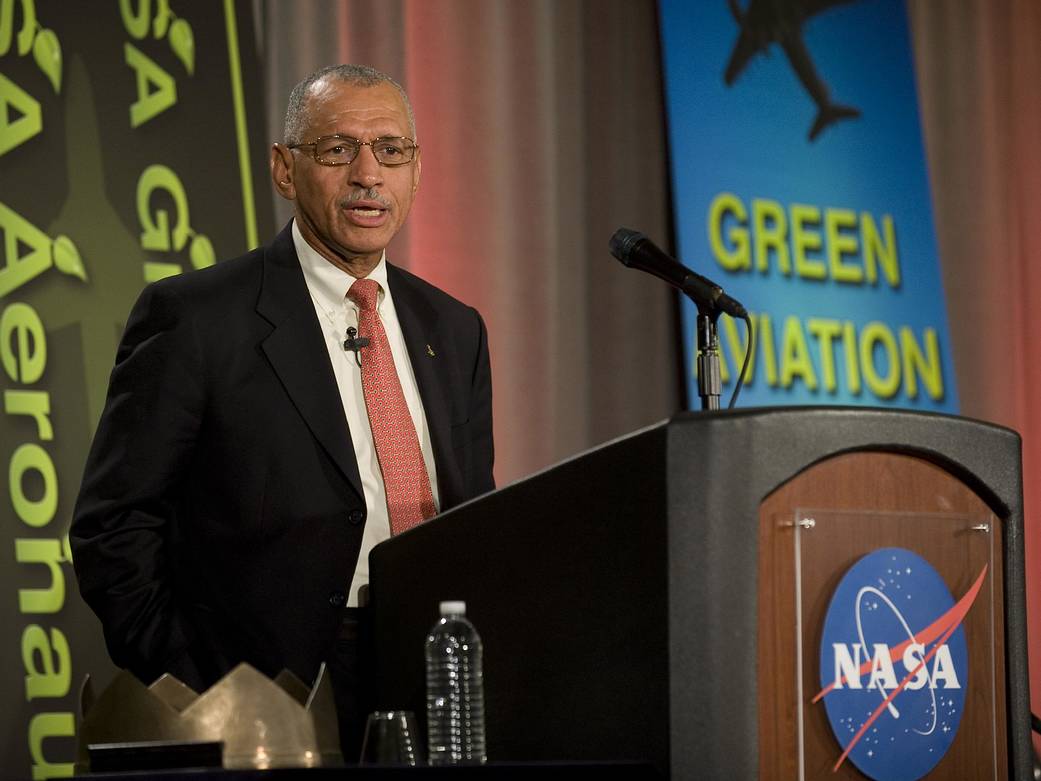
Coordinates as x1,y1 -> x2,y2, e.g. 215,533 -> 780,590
439,600 -> 466,616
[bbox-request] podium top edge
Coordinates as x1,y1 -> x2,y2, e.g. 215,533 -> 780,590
668,405 -> 1021,441
417,406 -> 1020,530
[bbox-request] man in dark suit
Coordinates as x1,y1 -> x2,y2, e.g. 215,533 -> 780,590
70,64 -> 494,756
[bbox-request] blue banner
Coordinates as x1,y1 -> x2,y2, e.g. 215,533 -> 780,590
658,0 -> 957,411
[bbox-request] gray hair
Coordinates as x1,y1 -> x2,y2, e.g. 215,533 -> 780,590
283,64 -> 416,144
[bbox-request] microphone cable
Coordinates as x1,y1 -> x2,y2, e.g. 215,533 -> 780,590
727,311 -> 754,409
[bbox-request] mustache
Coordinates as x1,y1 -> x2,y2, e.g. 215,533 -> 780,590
339,188 -> 391,209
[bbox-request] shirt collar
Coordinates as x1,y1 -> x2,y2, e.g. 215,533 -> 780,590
292,219 -> 390,313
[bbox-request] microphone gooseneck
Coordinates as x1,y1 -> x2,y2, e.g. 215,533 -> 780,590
608,228 -> 747,318
609,227 -> 754,411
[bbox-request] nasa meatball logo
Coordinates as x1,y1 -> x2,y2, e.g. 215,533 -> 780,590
815,548 -> 987,781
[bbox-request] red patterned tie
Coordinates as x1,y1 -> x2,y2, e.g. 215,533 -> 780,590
347,278 -> 436,534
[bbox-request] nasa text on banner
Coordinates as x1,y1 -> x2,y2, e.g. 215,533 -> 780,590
0,2 -> 273,777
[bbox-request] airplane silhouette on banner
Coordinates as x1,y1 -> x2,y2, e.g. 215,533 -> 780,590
724,0 -> 863,141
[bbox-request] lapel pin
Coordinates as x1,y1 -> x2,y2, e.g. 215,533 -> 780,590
426,344 -> 436,357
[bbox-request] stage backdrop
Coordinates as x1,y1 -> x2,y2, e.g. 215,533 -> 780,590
0,1 -> 273,777
3,0 -> 1038,777
660,0 -> 958,413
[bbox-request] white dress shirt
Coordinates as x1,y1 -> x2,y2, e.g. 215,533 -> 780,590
293,221 -> 440,607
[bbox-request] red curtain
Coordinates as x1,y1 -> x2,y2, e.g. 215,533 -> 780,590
911,0 -> 1041,742
263,0 -> 680,487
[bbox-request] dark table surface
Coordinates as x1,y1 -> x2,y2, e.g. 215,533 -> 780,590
83,762 -> 663,779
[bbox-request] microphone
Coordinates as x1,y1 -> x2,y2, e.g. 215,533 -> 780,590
609,228 -> 747,318
343,327 -> 369,367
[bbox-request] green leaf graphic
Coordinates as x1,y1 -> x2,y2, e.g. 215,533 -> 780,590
32,28 -> 62,93
51,234 -> 87,281
152,0 -> 172,38
169,18 -> 194,75
189,234 -> 215,269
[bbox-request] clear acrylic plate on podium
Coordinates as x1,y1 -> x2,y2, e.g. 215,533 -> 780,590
792,508 -> 1003,781
756,451 -> 1006,781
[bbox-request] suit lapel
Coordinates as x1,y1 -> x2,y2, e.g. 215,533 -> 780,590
388,264 -> 466,509
255,226 -> 364,502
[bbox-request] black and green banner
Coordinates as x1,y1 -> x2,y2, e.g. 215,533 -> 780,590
1,1 -> 273,776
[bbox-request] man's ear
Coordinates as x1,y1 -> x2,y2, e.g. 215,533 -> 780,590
271,143 -> 296,200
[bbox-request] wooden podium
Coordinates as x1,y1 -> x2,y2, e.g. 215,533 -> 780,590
368,408 -> 1032,779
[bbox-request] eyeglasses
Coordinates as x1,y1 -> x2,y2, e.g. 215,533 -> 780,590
288,135 -> 419,167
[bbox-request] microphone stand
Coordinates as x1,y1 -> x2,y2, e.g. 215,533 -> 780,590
694,307 -> 722,410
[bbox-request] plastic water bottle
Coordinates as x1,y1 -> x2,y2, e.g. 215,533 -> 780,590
425,600 -> 486,765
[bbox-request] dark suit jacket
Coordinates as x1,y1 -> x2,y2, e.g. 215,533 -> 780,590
70,223 -> 494,691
